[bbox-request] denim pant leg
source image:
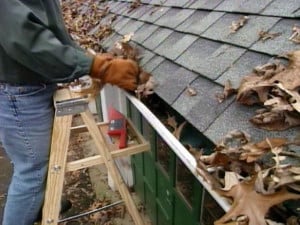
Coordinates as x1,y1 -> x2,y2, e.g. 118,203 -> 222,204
0,83 -> 56,225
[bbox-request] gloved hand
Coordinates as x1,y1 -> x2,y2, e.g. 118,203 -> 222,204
90,54 -> 139,91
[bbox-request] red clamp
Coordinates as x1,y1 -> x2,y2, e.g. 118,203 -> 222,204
107,106 -> 127,149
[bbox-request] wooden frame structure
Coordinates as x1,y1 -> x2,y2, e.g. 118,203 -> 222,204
41,88 -> 149,225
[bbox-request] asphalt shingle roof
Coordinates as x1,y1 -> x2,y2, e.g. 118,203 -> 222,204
101,0 -> 300,144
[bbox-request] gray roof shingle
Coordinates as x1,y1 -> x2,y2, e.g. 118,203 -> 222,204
102,0 -> 300,143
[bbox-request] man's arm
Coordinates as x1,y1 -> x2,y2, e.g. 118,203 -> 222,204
0,0 -> 93,83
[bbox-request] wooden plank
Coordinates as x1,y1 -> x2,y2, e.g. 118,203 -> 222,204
70,121 -> 108,134
80,110 -> 145,225
66,142 -> 149,171
42,89 -> 73,225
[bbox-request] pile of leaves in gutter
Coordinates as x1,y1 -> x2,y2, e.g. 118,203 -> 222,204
217,50 -> 300,131
213,18 -> 300,223
160,107 -> 300,225
188,130 -> 300,225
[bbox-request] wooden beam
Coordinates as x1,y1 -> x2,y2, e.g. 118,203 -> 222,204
80,109 -> 145,225
42,89 -> 73,225
66,142 -> 149,172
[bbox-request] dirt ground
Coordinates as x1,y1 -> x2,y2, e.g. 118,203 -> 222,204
0,114 -> 151,225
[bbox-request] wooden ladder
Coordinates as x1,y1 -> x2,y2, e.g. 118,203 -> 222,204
41,88 -> 149,225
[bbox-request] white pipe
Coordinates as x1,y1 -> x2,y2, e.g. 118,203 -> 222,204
125,92 -> 230,212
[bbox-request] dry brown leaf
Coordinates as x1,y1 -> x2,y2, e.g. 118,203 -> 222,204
254,61 -> 286,78
165,114 -> 187,139
200,152 -> 230,167
215,177 -> 300,225
135,78 -> 156,99
240,137 -> 288,163
230,16 -> 249,33
62,1 -> 112,51
216,80 -> 237,103
250,110 -> 300,131
173,121 -> 187,140
275,83 -> 300,113
166,115 -> 177,131
289,25 -> 300,44
236,50 -> 300,130
269,52 -> 300,90
222,172 -> 241,191
110,41 -> 140,61
122,32 -> 134,43
236,61 -> 286,105
186,85 -> 197,96
258,30 -> 282,42
128,0 -> 141,13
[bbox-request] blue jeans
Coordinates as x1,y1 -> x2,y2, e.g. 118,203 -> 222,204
0,83 -> 56,225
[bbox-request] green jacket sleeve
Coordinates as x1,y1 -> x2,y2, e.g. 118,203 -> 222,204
0,0 -> 93,83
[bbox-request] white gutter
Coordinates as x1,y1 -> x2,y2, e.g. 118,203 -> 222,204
125,92 -> 230,212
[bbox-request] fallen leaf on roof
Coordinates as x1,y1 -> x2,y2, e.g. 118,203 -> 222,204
186,86 -> 197,96
258,30 -> 282,42
110,41 -> 140,61
216,80 -> 237,103
229,16 -> 249,33
250,109 -> 300,130
235,50 -> 300,130
122,32 -> 134,43
289,25 -> 300,44
62,1 -> 113,52
128,0 -> 141,13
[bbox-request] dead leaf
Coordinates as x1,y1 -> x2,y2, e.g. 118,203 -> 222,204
173,121 -> 187,140
236,50 -> 300,130
128,0 -> 141,13
135,73 -> 156,99
110,41 -> 140,61
186,85 -> 197,96
250,110 -> 300,131
289,24 -> 300,44
122,32 -> 134,43
230,16 -> 249,33
216,80 -> 237,103
222,172 -> 241,191
258,30 -> 282,42
215,177 -> 300,225
240,137 -> 288,163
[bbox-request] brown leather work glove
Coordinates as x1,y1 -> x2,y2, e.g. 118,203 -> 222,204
90,54 -> 139,91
